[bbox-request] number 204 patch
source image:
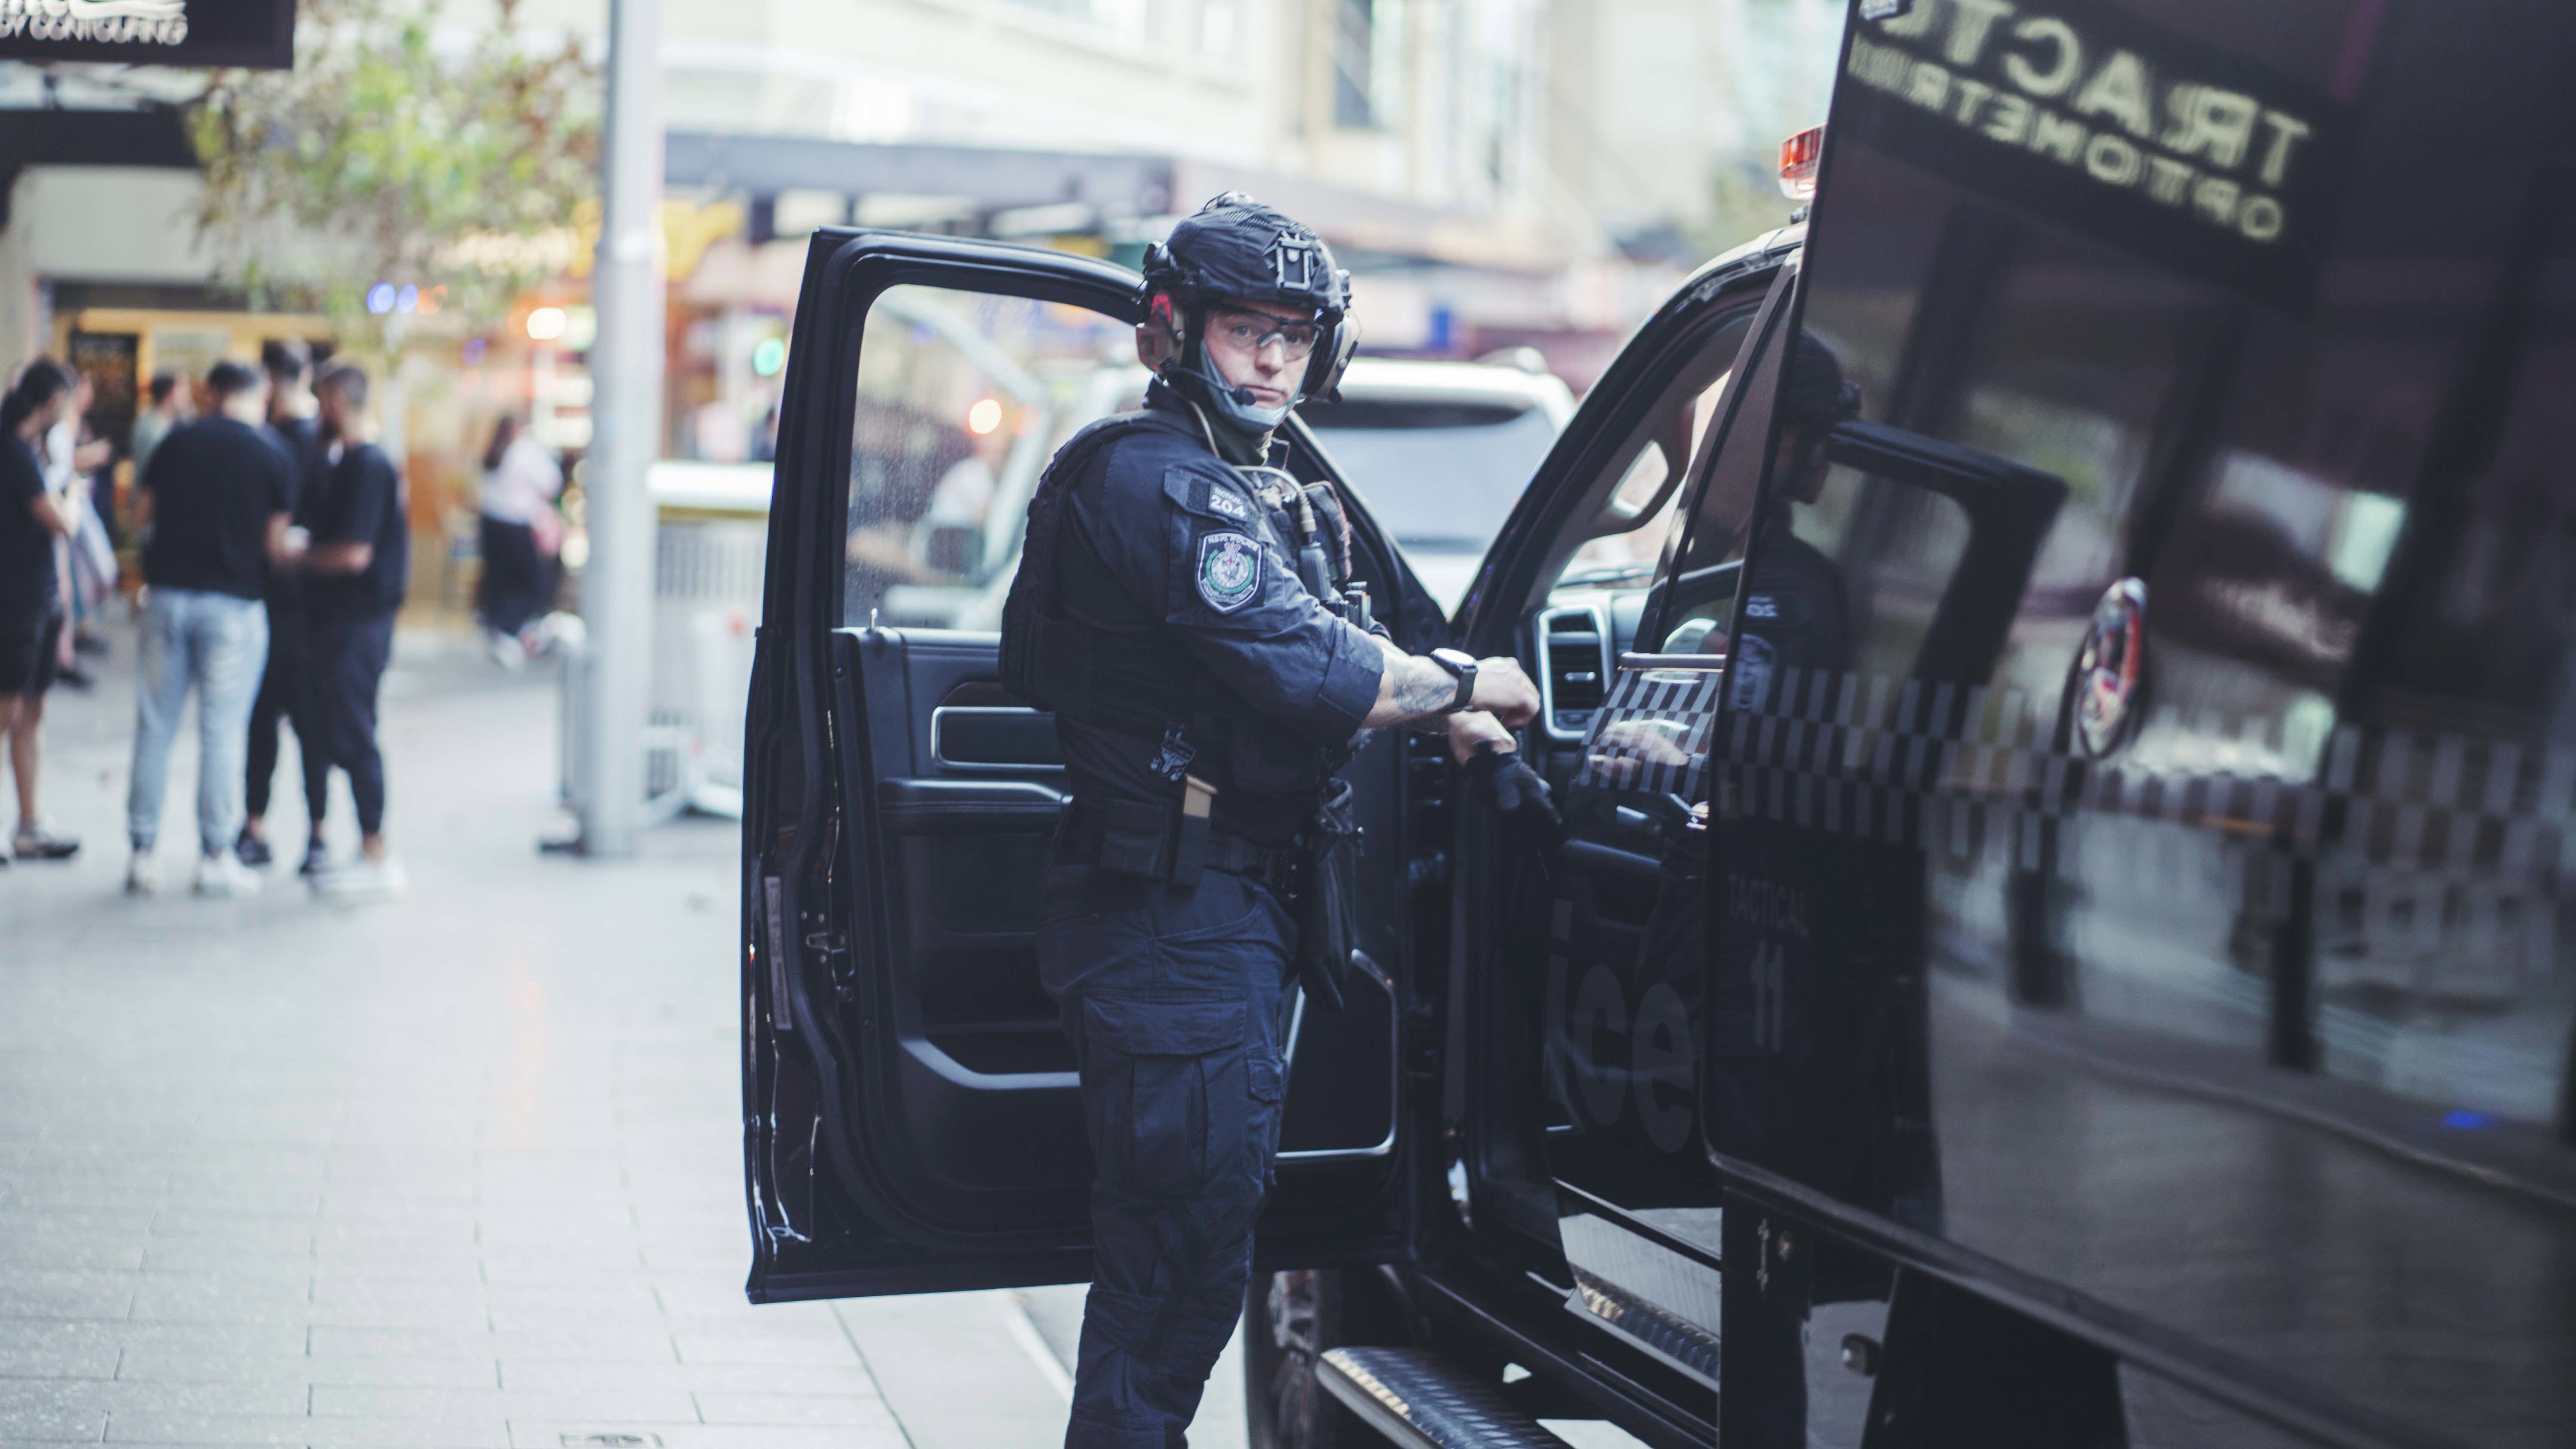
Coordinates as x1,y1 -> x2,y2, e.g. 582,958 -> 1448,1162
1198,532 -> 1262,613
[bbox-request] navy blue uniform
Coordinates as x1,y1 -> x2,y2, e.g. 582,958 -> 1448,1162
1030,384 -> 1381,1447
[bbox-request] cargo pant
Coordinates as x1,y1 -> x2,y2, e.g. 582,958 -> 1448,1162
1036,858 -> 1298,1449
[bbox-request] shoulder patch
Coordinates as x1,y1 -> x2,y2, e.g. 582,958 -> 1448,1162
1742,591 -> 1804,626
1197,531 -> 1262,613
1163,465 -> 1256,523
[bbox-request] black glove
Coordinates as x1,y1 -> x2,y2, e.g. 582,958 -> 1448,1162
1467,742 -> 1561,832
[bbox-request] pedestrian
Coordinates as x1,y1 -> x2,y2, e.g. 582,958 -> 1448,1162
128,369 -> 193,484
122,360 -> 294,898
996,193 -> 1548,1447
44,370 -> 114,684
298,362 -> 408,898
474,413 -> 561,664
0,360 -> 87,864
237,338 -> 331,873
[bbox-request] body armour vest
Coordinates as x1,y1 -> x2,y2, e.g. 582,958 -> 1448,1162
1001,393 -> 1366,843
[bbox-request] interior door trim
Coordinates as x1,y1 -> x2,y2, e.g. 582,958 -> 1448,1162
928,705 -> 1066,773
1278,952 -> 1401,1164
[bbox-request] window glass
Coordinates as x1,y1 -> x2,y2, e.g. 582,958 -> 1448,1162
841,286 -> 1142,630
1304,403 -> 1558,554
1555,368 -> 1729,591
1765,460 -> 1973,686
1646,292 -> 1796,650
1766,0 -> 2576,1435
1549,314 -> 1753,597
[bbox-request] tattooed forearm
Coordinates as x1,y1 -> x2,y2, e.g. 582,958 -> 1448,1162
1362,637 -> 1467,728
1391,658 -> 1461,716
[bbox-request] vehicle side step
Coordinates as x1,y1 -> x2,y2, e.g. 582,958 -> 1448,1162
1318,1346 -> 1571,1449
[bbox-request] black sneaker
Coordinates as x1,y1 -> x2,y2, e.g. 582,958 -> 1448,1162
236,831 -> 274,868
299,842 -> 331,877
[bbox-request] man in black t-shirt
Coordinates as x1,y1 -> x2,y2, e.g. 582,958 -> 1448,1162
124,360 -> 293,898
240,338 -> 332,872
299,362 -> 409,898
0,359 -> 88,863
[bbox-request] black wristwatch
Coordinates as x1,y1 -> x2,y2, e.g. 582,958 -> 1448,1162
1428,648 -> 1479,713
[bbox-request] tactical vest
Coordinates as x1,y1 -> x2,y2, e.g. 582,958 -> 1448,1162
999,409 -> 1352,802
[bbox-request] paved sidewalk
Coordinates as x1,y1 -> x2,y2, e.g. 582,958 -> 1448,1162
0,623 -> 1202,1448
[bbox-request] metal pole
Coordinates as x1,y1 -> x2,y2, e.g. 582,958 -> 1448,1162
576,0 -> 663,858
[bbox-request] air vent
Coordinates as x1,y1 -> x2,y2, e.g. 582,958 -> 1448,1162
1537,606 -> 1612,739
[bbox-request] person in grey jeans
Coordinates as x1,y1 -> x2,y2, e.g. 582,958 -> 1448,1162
125,360 -> 295,898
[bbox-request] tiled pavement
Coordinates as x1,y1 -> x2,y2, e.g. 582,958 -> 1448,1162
0,625 -> 1147,1448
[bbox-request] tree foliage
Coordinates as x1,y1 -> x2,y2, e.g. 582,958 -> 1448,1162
188,0 -> 600,347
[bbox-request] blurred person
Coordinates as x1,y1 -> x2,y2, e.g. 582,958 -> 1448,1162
123,361 -> 293,898
238,338 -> 330,871
44,370 -> 114,682
298,362 -> 408,898
474,413 -> 562,661
0,360 -> 86,862
843,414 -> 1009,585
128,369 -> 193,483
918,416 -> 1009,575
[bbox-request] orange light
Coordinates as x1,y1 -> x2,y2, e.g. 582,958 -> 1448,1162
967,397 -> 1003,435
1779,126 -> 1826,201
417,284 -> 447,316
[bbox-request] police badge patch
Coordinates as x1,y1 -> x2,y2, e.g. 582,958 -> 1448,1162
1198,532 -> 1261,613
1729,633 -> 1777,712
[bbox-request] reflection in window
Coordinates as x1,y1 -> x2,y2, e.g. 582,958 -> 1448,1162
843,286 -> 1141,631
1773,462 -> 1971,687
1558,368 -> 1732,593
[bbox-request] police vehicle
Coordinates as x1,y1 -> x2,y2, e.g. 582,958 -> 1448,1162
738,2 -> 2576,1444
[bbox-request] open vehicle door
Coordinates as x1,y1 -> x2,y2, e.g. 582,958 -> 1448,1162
740,232 -> 1441,1302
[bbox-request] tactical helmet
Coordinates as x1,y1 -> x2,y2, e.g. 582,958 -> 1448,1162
1781,331 -> 1862,426
1140,192 -> 1358,432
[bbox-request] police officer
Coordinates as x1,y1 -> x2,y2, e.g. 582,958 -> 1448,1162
1725,331 -> 1857,713
1000,193 -> 1546,1447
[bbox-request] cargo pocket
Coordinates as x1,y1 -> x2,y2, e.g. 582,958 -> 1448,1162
1248,1044 -> 1288,1187
1081,997 -> 1250,1199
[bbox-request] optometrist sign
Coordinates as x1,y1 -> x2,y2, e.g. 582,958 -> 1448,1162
1834,0 -> 2351,307
0,0 -> 295,67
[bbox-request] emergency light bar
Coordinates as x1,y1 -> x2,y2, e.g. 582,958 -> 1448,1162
1780,127 -> 1825,201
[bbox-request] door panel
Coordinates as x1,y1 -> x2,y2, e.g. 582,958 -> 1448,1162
1722,3 -> 2576,1444
744,233 -> 1429,1302
1424,240 -> 1794,1380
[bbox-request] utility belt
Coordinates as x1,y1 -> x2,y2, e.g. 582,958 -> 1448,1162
1056,782 -> 1361,1013
1057,795 -> 1300,897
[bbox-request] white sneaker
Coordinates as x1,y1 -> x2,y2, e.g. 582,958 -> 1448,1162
314,853 -> 406,900
125,852 -> 161,896
192,852 -> 263,898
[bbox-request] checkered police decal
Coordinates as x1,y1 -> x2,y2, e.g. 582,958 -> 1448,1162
1198,532 -> 1261,613
1578,657 -> 2576,886
1573,660 -> 2576,988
